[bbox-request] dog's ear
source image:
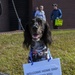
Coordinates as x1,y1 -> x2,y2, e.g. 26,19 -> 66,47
23,24 -> 32,48
41,22 -> 52,46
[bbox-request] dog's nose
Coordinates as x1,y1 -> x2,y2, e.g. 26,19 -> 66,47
32,25 -> 38,31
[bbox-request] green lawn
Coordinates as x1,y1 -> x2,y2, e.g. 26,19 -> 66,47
0,30 -> 75,75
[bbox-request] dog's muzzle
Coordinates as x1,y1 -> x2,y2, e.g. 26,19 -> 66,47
32,25 -> 38,32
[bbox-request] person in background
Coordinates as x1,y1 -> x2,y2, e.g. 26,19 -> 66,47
33,7 -> 39,18
35,5 -> 46,21
50,3 -> 62,29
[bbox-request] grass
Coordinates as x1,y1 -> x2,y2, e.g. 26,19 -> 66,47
0,29 -> 75,75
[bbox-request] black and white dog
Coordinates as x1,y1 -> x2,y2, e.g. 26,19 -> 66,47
23,18 -> 52,63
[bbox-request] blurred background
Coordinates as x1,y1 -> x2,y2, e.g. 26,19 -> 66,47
0,0 -> 75,32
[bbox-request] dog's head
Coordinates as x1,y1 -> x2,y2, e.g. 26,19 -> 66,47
23,18 -> 52,48
30,18 -> 45,41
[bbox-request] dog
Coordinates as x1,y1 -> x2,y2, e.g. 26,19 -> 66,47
23,18 -> 52,63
